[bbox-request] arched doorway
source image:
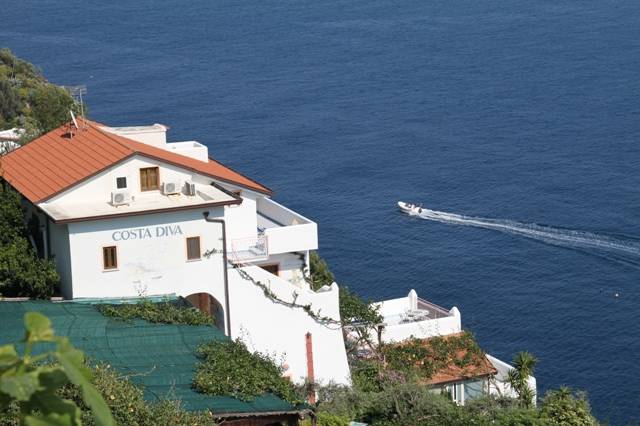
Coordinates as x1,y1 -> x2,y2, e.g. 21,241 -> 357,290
185,293 -> 225,332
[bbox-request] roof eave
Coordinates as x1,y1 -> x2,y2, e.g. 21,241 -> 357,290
45,199 -> 241,225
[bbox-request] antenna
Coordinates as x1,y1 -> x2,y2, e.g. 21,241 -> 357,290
63,85 -> 87,128
70,110 -> 79,129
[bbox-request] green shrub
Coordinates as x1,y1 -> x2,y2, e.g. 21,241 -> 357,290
0,182 -> 59,299
192,339 -> 299,403
97,299 -> 214,326
539,387 -> 598,426
301,412 -> 350,426
0,48 -> 81,134
309,251 -> 335,290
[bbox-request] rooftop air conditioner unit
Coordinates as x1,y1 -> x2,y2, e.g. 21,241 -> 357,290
111,190 -> 132,206
162,181 -> 181,195
185,181 -> 196,196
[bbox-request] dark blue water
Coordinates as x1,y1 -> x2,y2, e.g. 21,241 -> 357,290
3,0 -> 640,422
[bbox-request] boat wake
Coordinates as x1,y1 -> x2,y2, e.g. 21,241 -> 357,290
410,206 -> 640,267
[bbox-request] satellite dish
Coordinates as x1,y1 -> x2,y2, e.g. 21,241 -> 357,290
70,110 -> 79,129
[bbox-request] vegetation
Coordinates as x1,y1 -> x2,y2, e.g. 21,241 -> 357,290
313,381 -> 598,426
539,387 -> 598,426
57,364 -> 215,426
507,351 -> 537,408
0,182 -> 60,299
383,333 -> 485,382
310,251 -> 382,352
310,253 -> 599,425
96,299 -> 214,326
0,312 -> 114,426
309,251 -> 335,291
192,339 -> 299,403
0,48 -> 80,137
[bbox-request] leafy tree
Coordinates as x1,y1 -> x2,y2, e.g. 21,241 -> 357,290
0,312 -> 115,426
0,182 -> 25,245
540,387 -> 598,426
507,351 -> 537,408
0,49 -> 81,136
0,80 -> 21,129
29,85 -> 76,134
0,182 -> 59,299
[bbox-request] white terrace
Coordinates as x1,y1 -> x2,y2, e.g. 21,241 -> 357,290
374,289 -> 462,343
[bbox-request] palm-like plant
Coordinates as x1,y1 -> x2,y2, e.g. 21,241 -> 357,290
507,351 -> 537,408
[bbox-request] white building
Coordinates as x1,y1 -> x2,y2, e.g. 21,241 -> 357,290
0,119 -> 350,385
0,127 -> 22,154
367,290 -> 537,405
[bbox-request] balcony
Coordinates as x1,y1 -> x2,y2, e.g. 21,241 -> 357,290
372,290 -> 462,343
256,198 -> 318,256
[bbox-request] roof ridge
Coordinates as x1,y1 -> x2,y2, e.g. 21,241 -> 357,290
84,120 -> 136,154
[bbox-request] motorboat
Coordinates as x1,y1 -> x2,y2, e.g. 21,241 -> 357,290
397,201 -> 421,216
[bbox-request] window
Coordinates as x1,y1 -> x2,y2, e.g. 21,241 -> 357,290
116,177 -> 127,189
103,246 -> 118,270
186,237 -> 201,261
140,167 -> 159,191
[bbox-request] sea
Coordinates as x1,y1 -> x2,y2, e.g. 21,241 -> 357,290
2,0 -> 639,423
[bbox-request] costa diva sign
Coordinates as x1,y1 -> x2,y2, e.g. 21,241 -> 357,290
112,225 -> 183,241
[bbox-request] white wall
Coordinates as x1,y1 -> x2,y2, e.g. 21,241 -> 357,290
44,156 -> 201,205
254,253 -> 307,289
227,265 -> 351,386
67,208 -> 226,303
215,184 -> 259,242
378,308 -> 462,343
48,220 -> 72,299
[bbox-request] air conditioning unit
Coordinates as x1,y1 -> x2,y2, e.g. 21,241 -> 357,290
162,181 -> 181,195
185,181 -> 196,196
111,190 -> 132,206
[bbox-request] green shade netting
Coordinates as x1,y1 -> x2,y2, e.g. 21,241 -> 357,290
0,300 -> 297,414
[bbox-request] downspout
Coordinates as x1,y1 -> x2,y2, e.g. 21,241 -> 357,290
203,212 -> 232,338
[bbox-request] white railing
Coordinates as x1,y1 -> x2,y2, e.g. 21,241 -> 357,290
257,198 -> 318,255
230,235 -> 269,263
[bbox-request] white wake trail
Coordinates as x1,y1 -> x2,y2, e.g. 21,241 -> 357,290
414,207 -> 640,261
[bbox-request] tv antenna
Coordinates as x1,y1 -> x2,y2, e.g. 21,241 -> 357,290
63,84 -> 87,127
70,110 -> 79,129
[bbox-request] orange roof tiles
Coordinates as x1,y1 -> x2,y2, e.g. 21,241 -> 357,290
390,333 -> 497,386
0,119 -> 272,203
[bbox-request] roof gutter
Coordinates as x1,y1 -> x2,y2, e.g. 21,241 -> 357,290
203,211 -> 232,338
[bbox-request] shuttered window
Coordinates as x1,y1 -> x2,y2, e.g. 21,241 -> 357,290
140,167 -> 159,191
103,246 -> 118,270
186,237 -> 201,261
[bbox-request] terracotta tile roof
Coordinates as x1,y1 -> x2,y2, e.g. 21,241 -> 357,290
0,119 -> 272,203
390,333 -> 497,386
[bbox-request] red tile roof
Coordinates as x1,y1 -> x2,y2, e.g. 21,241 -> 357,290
0,119 -> 272,203
389,333 -> 497,386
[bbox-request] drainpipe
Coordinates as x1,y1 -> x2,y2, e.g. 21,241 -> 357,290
203,211 -> 232,338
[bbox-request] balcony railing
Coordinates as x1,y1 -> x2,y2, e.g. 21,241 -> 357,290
416,298 -> 453,319
229,235 -> 269,264
256,198 -> 318,255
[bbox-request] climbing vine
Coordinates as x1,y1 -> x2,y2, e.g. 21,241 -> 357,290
205,248 -> 343,326
97,298 -> 214,326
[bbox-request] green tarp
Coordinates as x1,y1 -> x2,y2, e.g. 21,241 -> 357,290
0,300 -> 298,415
